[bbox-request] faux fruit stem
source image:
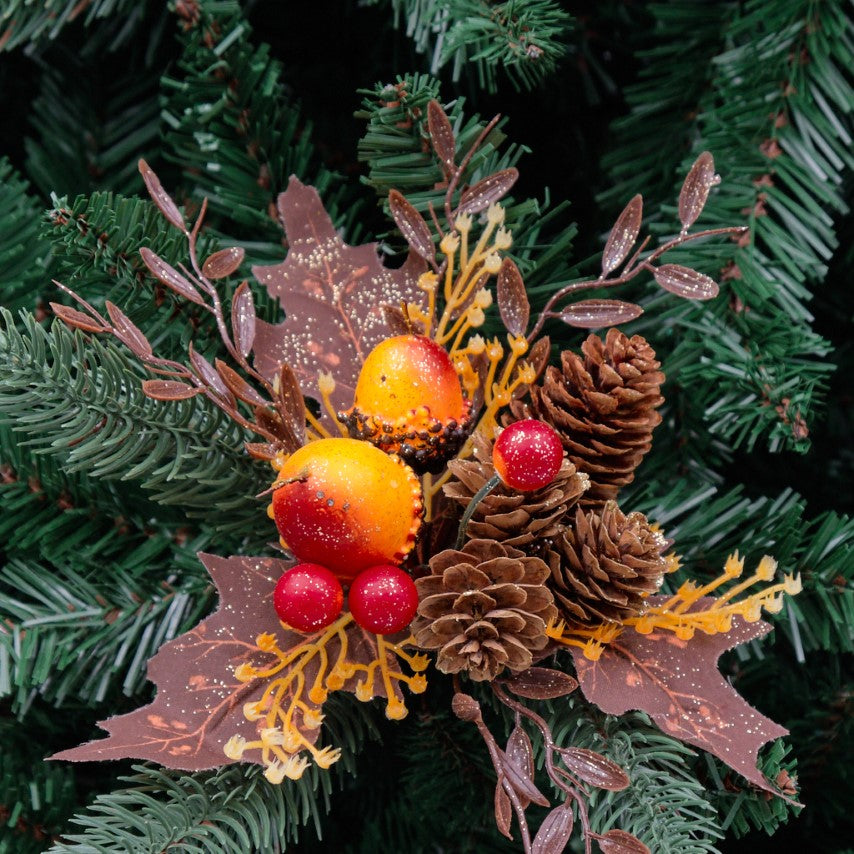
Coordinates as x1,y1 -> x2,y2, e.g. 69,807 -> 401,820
455,473 -> 500,549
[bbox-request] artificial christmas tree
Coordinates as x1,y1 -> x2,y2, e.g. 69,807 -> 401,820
0,2 -> 851,853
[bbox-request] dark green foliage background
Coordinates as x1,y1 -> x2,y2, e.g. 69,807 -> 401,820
0,1 -> 850,851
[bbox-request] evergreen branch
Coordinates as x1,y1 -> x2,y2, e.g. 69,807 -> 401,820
599,2 -> 734,210
47,763 -> 331,853
160,0 -> 356,257
25,56 -> 161,198
553,707 -> 724,853
0,554 -> 213,710
0,312 -> 269,534
630,483 -> 854,655
45,191 -> 224,358
0,719 -> 77,854
610,0 -> 852,453
0,0 -> 140,54
356,74 -> 579,287
0,158 -> 50,314
366,0 -> 572,93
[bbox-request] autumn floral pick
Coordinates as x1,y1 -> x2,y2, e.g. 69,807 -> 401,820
51,100 -> 800,854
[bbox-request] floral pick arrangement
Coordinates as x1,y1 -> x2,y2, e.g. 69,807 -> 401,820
51,101 -> 800,853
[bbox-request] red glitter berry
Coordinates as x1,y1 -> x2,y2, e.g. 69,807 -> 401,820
273,563 -> 344,633
492,419 -> 564,492
348,565 -> 419,635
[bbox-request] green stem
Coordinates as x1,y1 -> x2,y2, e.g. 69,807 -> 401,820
455,473 -> 501,549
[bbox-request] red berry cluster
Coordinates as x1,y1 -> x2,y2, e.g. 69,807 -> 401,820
274,562 -> 418,635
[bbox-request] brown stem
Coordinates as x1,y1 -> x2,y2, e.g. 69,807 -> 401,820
526,224 -> 749,343
493,683 -> 594,854
444,113 -> 501,227
183,201 -> 277,401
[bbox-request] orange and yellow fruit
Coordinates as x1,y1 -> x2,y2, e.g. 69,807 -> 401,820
271,438 -> 422,582
340,334 -> 473,472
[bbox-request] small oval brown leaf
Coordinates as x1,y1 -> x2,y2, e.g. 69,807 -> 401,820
557,747 -> 630,791
502,667 -> 578,700
50,303 -> 105,333
653,264 -> 719,300
203,246 -> 245,280
231,281 -> 256,358
188,343 -> 233,404
105,301 -> 152,358
457,168 -> 518,216
389,190 -> 435,263
505,725 -> 535,808
142,380 -> 201,401
276,363 -> 307,446
494,783 -> 513,841
215,359 -> 268,407
560,299 -> 643,329
138,159 -> 185,232
602,194 -> 642,275
500,750 -> 549,807
451,692 -> 481,721
427,99 -> 456,176
678,151 -> 716,231
532,803 -> 574,854
595,829 -> 650,854
497,258 -> 530,336
245,442 -> 279,461
139,247 -> 205,306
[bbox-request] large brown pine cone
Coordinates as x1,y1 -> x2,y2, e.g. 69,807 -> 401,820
443,433 -> 589,552
518,329 -> 664,505
549,502 -> 667,624
413,539 -> 557,681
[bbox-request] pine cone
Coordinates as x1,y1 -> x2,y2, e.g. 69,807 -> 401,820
549,502 -> 667,624
413,539 -> 557,682
444,433 -> 589,552
518,329 -> 664,505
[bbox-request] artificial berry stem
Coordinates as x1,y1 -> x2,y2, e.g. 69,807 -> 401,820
455,473 -> 501,549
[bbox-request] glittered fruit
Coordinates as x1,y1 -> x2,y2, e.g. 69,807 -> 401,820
273,563 -> 344,633
272,438 -> 422,582
493,419 -> 564,492
339,334 -> 473,472
348,565 -> 419,635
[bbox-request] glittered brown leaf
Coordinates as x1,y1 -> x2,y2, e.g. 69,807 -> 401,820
51,554 -> 300,770
203,246 -> 245,280
427,100 -> 456,177
139,247 -> 206,306
497,257 -> 529,337
678,152 -> 718,232
494,783 -> 513,840
142,380 -> 202,401
653,264 -> 719,300
571,596 -> 791,798
602,194 -> 642,276
506,724 -> 535,808
532,803 -> 574,854
389,190 -> 435,263
457,168 -> 518,216
501,666 -> 578,700
51,554 -> 410,772
595,829 -> 650,854
139,159 -> 185,233
555,747 -> 629,791
252,178 -> 427,424
50,303 -> 106,333
559,299 -> 643,329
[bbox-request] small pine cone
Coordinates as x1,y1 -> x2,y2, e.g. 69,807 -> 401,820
444,434 -> 589,552
549,501 -> 667,624
519,329 -> 664,505
413,539 -> 557,682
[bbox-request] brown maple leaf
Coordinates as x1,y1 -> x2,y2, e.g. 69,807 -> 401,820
52,554 -> 425,773
252,178 -> 428,423
571,596 -> 796,800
